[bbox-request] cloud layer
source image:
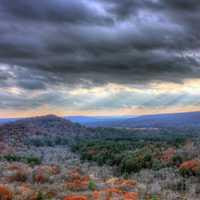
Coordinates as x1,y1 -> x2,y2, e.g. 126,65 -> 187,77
0,0 -> 200,115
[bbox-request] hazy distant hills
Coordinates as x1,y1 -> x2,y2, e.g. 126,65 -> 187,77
1,113 -> 200,146
0,118 -> 17,124
84,112 -> 200,128
1,111 -> 200,143
0,115 -> 156,145
65,115 -> 135,125
0,115 -> 135,125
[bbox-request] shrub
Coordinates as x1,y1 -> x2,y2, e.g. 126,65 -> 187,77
179,160 -> 200,177
151,197 -> 159,200
0,185 -> 12,200
4,154 -> 21,162
36,191 -> 47,200
3,154 -> 42,166
88,180 -> 97,191
24,156 -> 42,166
179,167 -> 193,177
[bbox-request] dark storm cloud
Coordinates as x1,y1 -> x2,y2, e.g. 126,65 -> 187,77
0,0 -> 113,25
0,65 -> 63,91
0,0 -> 200,111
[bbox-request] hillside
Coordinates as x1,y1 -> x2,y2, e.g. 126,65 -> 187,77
86,111 -> 200,128
0,115 -> 94,145
1,115 -> 200,199
1,114 -> 200,146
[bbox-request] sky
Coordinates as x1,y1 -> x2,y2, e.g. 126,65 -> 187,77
0,0 -> 200,117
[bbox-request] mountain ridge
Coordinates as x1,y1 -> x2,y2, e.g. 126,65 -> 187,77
84,111 -> 200,128
0,115 -> 94,145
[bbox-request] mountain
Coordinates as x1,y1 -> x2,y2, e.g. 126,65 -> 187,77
86,111 -> 200,128
2,112 -> 200,147
0,115 -> 95,145
0,115 -> 169,145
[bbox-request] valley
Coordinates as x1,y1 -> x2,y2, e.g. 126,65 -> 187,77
0,115 -> 200,199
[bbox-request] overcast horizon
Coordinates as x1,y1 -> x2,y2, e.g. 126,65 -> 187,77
1,0 -> 200,118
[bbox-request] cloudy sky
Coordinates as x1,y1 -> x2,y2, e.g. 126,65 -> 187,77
0,0 -> 200,117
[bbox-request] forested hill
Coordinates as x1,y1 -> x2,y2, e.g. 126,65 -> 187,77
1,114 -> 200,146
0,115 -> 144,144
0,115 -> 95,144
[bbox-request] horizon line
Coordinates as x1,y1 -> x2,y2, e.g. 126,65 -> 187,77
1,110 -> 200,119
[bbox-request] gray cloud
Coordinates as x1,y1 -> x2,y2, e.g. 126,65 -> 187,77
0,0 -> 113,25
0,0 -> 200,112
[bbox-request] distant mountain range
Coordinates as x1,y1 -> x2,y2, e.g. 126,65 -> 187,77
1,113 -> 200,146
65,115 -> 135,125
1,111 -> 200,129
84,111 -> 200,128
0,118 -> 17,124
0,115 -> 155,145
0,115 -> 135,125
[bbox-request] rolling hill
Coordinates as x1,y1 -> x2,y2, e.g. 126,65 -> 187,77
0,115 -> 95,144
1,112 -> 200,147
85,111 -> 200,128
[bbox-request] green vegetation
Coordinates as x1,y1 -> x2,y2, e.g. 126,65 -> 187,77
0,154 -> 42,166
151,197 -> 159,200
88,180 -> 97,191
25,156 -> 42,166
3,154 -> 22,162
179,167 -> 194,177
72,138 -> 186,174
36,191 -> 52,200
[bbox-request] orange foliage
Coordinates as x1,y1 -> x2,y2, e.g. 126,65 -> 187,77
93,188 -> 139,200
93,189 -> 121,200
107,188 -> 122,194
124,192 -> 139,200
65,176 -> 89,191
63,195 -> 89,200
179,160 -> 200,173
114,179 -> 137,189
16,185 -> 37,200
66,170 -> 90,191
0,185 -> 12,200
93,191 -> 101,199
